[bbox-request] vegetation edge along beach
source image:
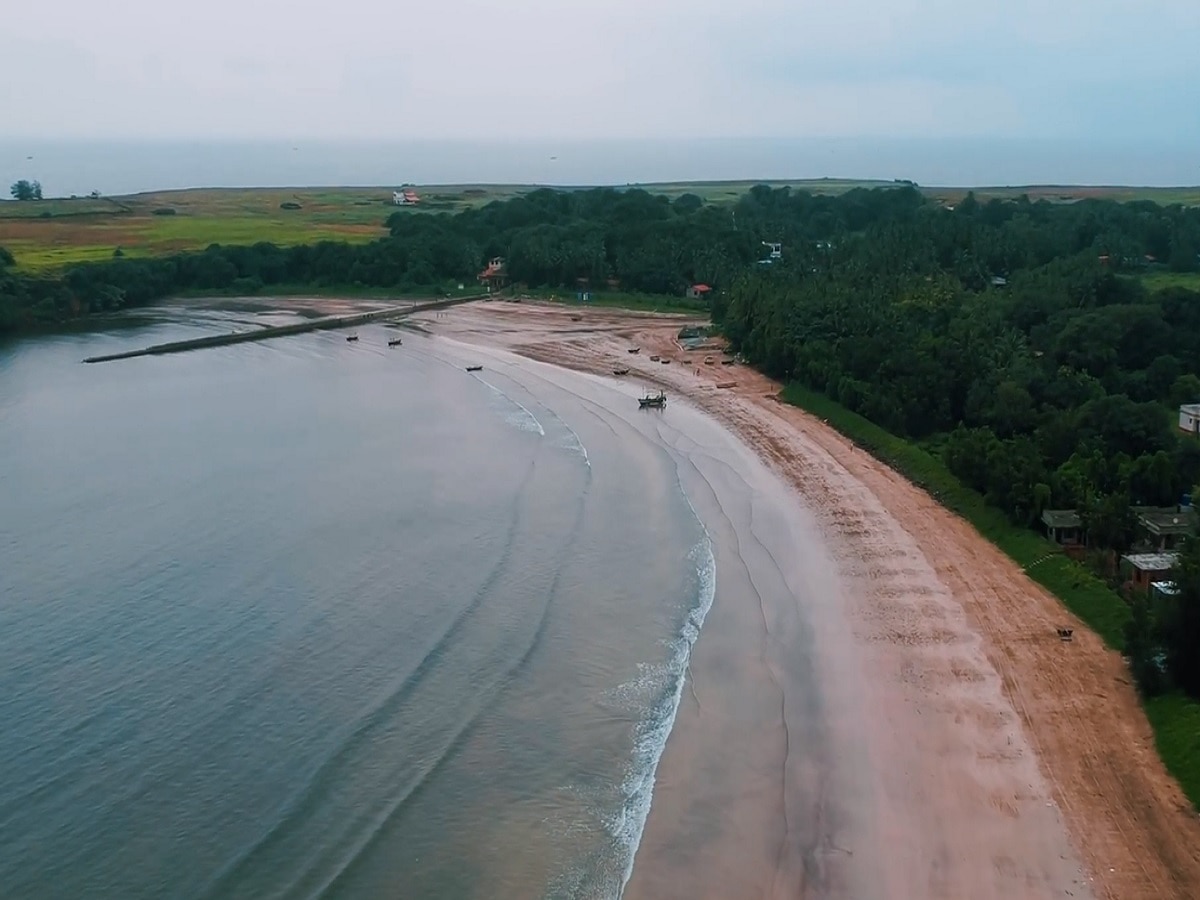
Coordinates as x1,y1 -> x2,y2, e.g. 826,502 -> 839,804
3,179 -> 1199,810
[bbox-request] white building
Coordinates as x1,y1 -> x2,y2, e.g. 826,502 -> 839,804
1179,403 -> 1200,435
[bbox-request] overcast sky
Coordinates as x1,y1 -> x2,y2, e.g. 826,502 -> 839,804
4,0 -> 1198,142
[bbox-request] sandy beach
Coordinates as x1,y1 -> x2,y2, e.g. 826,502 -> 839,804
404,298 -> 1200,900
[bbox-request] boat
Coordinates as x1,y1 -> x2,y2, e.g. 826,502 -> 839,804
612,367 -> 630,376
346,334 -> 359,342
627,347 -> 640,354
638,390 -> 667,409
388,338 -> 403,347
660,359 -> 671,365
466,365 -> 483,372
649,355 -> 660,362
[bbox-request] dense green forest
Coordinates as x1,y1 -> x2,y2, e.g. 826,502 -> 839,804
714,188 -> 1200,700
3,183 -> 1199,699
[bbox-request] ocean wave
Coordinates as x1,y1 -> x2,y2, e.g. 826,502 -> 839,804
613,535 -> 715,896
478,377 -> 546,436
550,419 -> 591,467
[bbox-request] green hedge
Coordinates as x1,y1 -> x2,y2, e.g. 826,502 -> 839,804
780,382 -> 1200,809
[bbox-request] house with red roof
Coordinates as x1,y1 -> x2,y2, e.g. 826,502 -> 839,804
478,257 -> 507,291
687,283 -> 713,300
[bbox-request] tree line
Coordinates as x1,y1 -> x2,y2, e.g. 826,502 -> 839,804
0,185 -> 983,332
715,187 -> 1200,699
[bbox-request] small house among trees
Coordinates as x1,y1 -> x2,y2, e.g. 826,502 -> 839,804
1041,509 -> 1082,545
1121,552 -> 1179,592
687,283 -> 712,300
1178,403 -> 1200,435
1134,505 -> 1196,551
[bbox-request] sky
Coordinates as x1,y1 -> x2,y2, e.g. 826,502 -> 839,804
3,0 -> 1199,143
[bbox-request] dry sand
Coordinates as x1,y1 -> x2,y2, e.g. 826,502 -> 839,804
414,299 -> 1200,899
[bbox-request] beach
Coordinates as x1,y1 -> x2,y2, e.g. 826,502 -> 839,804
415,299 -> 1200,900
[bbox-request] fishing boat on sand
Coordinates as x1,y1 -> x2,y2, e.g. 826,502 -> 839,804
346,334 -> 359,342
638,390 -> 667,409
612,367 -> 630,376
466,365 -> 483,372
388,337 -> 403,347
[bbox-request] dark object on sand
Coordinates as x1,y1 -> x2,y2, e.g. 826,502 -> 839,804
388,338 -> 403,347
466,365 -> 483,372
346,334 -> 359,342
627,347 -> 640,354
613,367 -> 629,376
638,391 -> 666,409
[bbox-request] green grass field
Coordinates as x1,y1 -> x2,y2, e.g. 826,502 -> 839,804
779,382 -> 1200,810
1142,271 -> 1200,292
3,180 -> 1199,273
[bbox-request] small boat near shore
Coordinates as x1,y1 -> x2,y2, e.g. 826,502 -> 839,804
346,334 -> 359,342
466,365 -> 483,372
627,347 -> 640,354
638,390 -> 667,409
388,338 -> 403,347
612,367 -> 630,376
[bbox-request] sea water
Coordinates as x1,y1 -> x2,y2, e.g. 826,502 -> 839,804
0,308 -> 712,899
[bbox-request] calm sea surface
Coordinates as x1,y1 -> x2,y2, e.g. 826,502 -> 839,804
1,138 -> 1196,198
0,309 -> 712,899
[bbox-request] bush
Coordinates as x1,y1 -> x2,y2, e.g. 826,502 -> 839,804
152,207 -> 177,216
280,201 -> 302,211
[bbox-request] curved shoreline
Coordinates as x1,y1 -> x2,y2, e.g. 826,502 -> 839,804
422,299 -> 1200,900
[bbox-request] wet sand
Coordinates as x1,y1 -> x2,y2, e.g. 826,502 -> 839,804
407,298 -> 1200,900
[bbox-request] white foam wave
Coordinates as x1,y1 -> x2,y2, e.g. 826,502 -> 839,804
538,407 -> 591,467
614,532 -> 716,896
479,378 -> 545,436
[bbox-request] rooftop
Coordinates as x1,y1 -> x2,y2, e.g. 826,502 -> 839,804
1180,403 -> 1200,415
1041,509 -> 1082,529
1135,506 -> 1196,536
1151,580 -> 1180,596
1121,552 -> 1179,571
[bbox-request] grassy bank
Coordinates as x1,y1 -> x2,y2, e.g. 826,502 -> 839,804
780,382 -> 1200,809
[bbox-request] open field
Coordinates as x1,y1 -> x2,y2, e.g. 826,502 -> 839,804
3,180 -> 1199,272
